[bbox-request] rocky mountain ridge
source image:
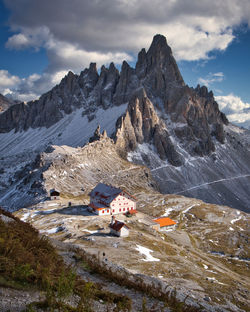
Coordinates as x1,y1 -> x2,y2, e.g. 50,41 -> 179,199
0,35 -> 227,162
0,34 -> 249,211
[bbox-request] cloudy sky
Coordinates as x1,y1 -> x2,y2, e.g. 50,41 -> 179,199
0,0 -> 250,128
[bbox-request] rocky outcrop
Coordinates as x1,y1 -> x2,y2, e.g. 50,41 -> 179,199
113,61 -> 139,105
89,125 -> 108,143
115,88 -> 184,166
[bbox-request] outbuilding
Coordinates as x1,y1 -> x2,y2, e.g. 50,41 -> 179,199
153,217 -> 176,231
109,218 -> 129,237
50,190 -> 60,200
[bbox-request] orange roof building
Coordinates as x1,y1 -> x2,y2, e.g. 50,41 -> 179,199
153,217 -> 176,231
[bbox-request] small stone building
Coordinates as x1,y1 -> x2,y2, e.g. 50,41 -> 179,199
50,190 -> 60,200
153,217 -> 176,231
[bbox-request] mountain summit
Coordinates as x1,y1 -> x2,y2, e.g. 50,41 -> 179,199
115,34 -> 228,164
0,34 -> 249,211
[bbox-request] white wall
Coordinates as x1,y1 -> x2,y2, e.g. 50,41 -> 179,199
90,191 -> 136,216
97,208 -> 111,216
51,196 -> 60,200
120,226 -> 129,237
110,193 -> 136,215
110,226 -> 129,237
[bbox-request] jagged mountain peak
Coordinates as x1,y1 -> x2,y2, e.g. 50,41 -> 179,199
136,34 -> 184,89
0,34 -> 249,212
147,33 -> 172,62
89,62 -> 98,72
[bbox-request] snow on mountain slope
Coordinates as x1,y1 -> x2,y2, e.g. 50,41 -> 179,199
0,34 -> 249,213
128,124 -> 250,213
0,104 -> 127,156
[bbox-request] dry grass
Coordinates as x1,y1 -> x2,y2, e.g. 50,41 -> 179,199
0,209 -> 132,311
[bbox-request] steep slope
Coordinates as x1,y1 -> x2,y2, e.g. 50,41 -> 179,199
0,34 -> 249,211
0,137 -> 157,210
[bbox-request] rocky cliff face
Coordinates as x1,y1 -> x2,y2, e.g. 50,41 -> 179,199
0,35 -> 227,162
0,34 -> 249,212
115,88 -> 184,166
114,35 -> 228,163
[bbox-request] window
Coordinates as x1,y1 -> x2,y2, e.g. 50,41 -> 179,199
119,208 -> 121,212
107,210 -> 109,213
102,210 -> 104,213
131,207 -> 133,210
123,208 -> 125,211
112,209 -> 115,213
127,208 -> 129,211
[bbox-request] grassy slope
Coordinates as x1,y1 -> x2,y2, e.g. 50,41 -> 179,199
0,208 -> 132,311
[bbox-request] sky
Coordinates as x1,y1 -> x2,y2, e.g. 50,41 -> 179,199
0,0 -> 250,128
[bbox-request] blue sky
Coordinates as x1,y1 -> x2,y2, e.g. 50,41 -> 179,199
0,0 -> 250,128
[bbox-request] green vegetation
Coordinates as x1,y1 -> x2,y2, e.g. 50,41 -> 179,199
0,209 -> 132,311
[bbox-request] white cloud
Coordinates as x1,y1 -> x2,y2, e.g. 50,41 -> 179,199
4,0 -> 250,60
0,70 -> 20,89
216,94 -> 250,129
45,36 -> 133,73
6,26 -> 50,50
2,0 -> 250,100
198,72 -> 225,87
1,69 -> 71,102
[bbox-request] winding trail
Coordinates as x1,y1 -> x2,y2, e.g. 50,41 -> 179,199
174,174 -> 250,195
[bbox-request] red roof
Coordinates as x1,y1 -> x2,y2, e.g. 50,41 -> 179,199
153,217 -> 176,227
123,190 -> 137,200
127,209 -> 137,215
110,220 -> 129,231
89,203 -> 107,210
89,183 -> 137,204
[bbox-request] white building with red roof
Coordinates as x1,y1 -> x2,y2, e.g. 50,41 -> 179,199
109,218 -> 129,237
88,183 -> 137,216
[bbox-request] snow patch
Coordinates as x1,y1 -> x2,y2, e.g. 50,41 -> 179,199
182,204 -> 196,214
135,245 -> 160,262
231,216 -> 242,224
20,212 -> 30,221
162,207 -> 173,217
82,229 -> 99,234
40,227 -> 63,234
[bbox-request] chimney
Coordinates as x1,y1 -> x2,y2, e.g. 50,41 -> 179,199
111,215 -> 115,225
